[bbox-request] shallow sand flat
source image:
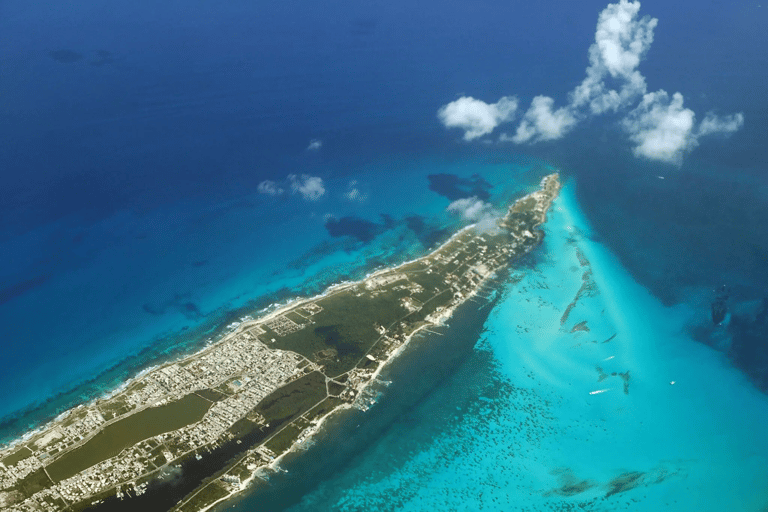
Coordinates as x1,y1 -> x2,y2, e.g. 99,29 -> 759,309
487,183 -> 768,509
285,181 -> 768,512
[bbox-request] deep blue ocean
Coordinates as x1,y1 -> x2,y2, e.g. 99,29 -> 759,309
1,0 -> 767,509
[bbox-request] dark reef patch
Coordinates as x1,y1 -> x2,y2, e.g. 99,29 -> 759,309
605,471 -> 644,498
427,173 -> 492,201
90,50 -> 114,67
571,320 -> 589,333
405,215 -> 426,235
0,274 -> 51,306
142,293 -> 203,320
286,240 -> 347,270
545,469 -> 596,497
380,213 -> 395,230
182,302 -> 202,317
728,297 -> 768,391
711,285 -> 730,325
48,49 -> 83,63
405,215 -> 451,250
573,160 -> 768,309
350,18 -> 378,36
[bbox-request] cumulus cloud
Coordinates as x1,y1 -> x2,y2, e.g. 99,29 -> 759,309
697,112 -> 745,137
257,180 -> 284,196
510,96 -> 578,143
258,175 -> 327,201
437,0 -> 743,164
570,0 -> 656,113
447,197 -> 490,221
437,96 -> 518,140
307,139 -> 322,151
622,91 -> 696,164
289,174 -> 325,201
623,92 -> 745,164
345,180 -> 368,202
446,197 -> 502,232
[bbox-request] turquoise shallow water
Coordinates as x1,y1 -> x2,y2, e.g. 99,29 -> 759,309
246,181 -> 768,511
0,155 -> 542,446
2,0 -> 767,507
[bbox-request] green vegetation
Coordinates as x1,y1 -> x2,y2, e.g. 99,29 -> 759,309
16,468 -> 53,498
2,446 -> 32,467
255,371 -> 327,428
47,394 -> 212,482
304,396 -> 345,423
227,417 -> 260,438
285,311 -> 310,324
229,465 -> 250,481
327,380 -> 346,396
98,397 -> 133,420
177,481 -> 230,512
1,175 -> 561,512
265,424 -> 302,455
268,289 -> 411,376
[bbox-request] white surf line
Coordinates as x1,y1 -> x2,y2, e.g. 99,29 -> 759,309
589,388 -> 611,395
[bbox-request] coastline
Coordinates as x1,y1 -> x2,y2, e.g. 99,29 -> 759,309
0,173 -> 561,512
0,221 -> 482,455
191,177 -> 560,512
194,264 -> 477,512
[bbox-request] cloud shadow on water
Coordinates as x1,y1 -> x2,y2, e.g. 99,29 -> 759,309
90,50 -> 115,67
143,293 -> 204,321
324,215 -> 392,243
427,173 -> 492,201
405,215 -> 451,250
48,49 -> 83,63
0,274 -> 51,306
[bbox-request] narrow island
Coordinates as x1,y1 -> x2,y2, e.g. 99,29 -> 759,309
0,173 -> 561,512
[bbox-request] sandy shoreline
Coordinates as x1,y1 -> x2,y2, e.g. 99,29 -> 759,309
197,176 -> 562,510
195,272 -> 469,512
0,216 -> 488,456
1,174 -> 559,512
191,189 -> 551,511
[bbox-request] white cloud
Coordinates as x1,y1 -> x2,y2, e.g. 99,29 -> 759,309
593,1 -> 656,78
437,96 -> 518,140
307,139 -> 322,151
346,188 -> 364,201
511,96 -> 578,143
257,180 -> 283,196
446,196 -> 503,233
697,112 -> 745,137
288,174 -> 325,201
437,0 -> 743,164
447,197 -> 490,221
440,0 -> 655,142
345,180 -> 368,202
622,91 -> 696,164
570,0 -> 656,115
623,92 -> 745,164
